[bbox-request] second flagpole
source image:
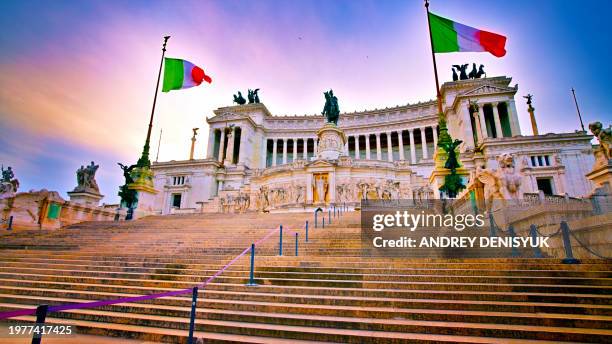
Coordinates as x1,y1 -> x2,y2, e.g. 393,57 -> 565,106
137,35 -> 170,168
424,0 -> 443,115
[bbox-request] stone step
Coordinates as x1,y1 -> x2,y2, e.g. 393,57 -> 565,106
2,255 -> 610,271
2,303 -> 611,342
2,314 -> 568,344
2,279 -> 609,306
2,292 -> 611,328
1,272 -> 609,295
2,266 -> 610,286
3,260 -> 610,278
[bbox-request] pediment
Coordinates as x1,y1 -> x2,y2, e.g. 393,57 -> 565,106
460,84 -> 517,97
307,159 -> 335,168
208,111 -> 245,123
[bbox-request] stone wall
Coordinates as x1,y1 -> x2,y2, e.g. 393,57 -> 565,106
0,190 -> 118,230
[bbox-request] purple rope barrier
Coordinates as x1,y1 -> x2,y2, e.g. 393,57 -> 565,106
0,225 -> 281,320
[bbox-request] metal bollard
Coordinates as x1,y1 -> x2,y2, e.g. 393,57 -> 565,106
295,232 -> 299,256
508,225 -> 519,257
328,209 -> 332,224
7,216 -> 13,231
246,243 -> 257,286
187,287 -> 198,344
305,221 -> 309,242
529,225 -> 543,258
322,216 -> 325,228
488,212 -> 497,237
31,304 -> 48,344
560,221 -> 580,264
279,225 -> 283,256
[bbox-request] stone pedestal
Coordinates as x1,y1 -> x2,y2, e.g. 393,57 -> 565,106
586,150 -> 612,190
316,123 -> 347,160
128,166 -> 159,219
67,190 -> 103,206
428,148 -> 469,199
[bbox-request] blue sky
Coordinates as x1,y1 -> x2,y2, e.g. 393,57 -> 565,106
0,0 -> 611,203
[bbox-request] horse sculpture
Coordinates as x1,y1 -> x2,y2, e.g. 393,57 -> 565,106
233,91 -> 246,105
322,89 -> 340,125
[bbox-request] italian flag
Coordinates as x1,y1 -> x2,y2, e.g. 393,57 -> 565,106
162,58 -> 212,92
428,12 -> 507,57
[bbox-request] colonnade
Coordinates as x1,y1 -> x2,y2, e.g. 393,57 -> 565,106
471,101 -> 517,141
264,125 -> 438,167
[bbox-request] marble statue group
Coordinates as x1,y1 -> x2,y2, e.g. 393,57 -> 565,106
74,161 -> 100,193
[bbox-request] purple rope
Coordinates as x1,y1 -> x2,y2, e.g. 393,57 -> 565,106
0,226 -> 281,320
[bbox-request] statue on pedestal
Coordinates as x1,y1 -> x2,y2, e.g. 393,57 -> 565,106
438,139 -> 465,198
0,166 -> 19,199
476,153 -> 523,211
589,121 -> 612,162
118,163 -> 137,209
73,161 -> 100,193
322,89 -> 340,125
68,161 -> 103,205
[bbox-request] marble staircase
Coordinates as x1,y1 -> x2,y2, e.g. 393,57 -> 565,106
0,212 -> 610,343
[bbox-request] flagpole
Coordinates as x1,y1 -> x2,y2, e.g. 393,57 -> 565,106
137,35 -> 170,168
155,128 -> 163,163
424,0 -> 443,115
570,88 -> 586,132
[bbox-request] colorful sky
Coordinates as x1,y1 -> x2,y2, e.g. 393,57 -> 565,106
1,0 -> 611,204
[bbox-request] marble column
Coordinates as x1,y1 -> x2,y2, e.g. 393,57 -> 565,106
420,127 -> 428,160
507,100 -> 521,136
398,130 -> 405,160
303,138 -> 308,159
473,111 -> 483,143
261,138 -> 268,168
478,104 -> 488,139
306,173 -> 313,203
272,138 -> 278,166
354,135 -> 360,159
282,138 -> 288,164
492,102 -> 503,138
218,129 -> 226,163
409,129 -> 416,164
292,138 -> 298,162
376,133 -> 382,160
386,132 -> 393,162
344,139 -> 349,155
313,138 -> 318,156
432,126 -> 438,152
224,126 -> 235,165
207,129 -> 216,158
365,135 -> 371,160
237,127 -> 246,164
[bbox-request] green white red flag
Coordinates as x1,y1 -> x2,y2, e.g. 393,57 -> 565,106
428,12 -> 507,57
162,58 -> 212,92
